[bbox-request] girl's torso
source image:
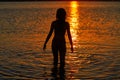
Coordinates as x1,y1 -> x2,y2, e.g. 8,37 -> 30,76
52,20 -> 69,43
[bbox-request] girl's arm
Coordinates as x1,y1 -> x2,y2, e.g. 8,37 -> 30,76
67,23 -> 73,53
43,22 -> 54,50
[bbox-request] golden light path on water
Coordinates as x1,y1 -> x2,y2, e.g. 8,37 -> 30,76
65,1 -> 80,79
69,1 -> 79,48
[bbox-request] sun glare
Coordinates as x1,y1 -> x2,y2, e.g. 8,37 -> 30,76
71,1 -> 78,8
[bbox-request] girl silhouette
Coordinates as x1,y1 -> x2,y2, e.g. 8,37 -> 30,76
43,8 -> 73,67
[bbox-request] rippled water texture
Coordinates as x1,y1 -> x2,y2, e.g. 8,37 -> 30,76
0,1 -> 120,79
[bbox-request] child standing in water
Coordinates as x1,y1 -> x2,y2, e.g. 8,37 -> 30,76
43,8 -> 73,68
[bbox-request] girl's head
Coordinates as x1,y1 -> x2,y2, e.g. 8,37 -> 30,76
56,8 -> 66,21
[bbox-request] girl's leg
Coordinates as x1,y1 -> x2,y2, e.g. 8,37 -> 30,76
52,42 -> 58,66
60,51 -> 66,68
59,44 -> 66,68
53,50 -> 58,66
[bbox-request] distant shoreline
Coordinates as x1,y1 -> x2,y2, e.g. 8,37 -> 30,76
0,0 -> 120,2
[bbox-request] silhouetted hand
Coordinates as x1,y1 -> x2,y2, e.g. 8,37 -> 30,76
43,44 -> 46,51
71,46 -> 73,53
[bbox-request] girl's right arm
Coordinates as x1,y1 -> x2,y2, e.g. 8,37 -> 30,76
43,22 -> 54,50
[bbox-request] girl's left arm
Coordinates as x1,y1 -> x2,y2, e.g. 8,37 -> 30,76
67,23 -> 73,53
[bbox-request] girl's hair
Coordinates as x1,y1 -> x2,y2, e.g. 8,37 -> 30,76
56,8 -> 66,21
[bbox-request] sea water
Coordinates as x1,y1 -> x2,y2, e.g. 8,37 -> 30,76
0,1 -> 120,79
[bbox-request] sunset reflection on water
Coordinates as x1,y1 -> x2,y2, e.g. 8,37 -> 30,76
0,1 -> 120,79
68,1 -> 79,48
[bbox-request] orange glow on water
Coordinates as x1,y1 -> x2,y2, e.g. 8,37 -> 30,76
69,1 -> 79,47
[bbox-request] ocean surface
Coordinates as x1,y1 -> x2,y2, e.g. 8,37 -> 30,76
0,1 -> 120,79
